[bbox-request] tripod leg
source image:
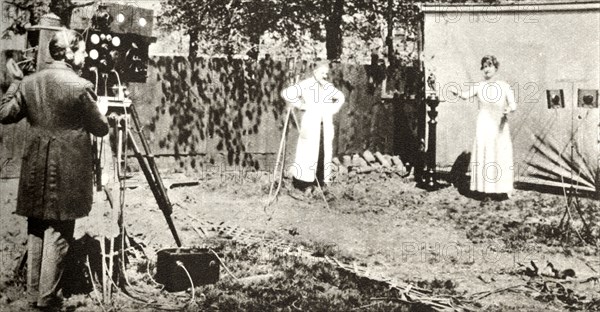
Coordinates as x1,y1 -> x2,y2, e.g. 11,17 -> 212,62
92,137 -> 102,192
100,235 -> 108,302
128,106 -> 181,247
117,123 -> 124,180
572,196 -> 592,236
565,201 -> 588,244
268,107 -> 292,201
290,109 -> 300,131
273,127 -> 288,196
106,119 -> 126,301
129,106 -> 175,214
127,129 -> 182,247
13,250 -> 27,280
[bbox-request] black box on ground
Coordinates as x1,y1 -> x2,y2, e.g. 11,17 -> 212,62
155,248 -> 220,292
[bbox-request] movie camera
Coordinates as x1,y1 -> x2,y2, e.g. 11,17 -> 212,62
70,3 -> 182,247
71,2 -> 154,99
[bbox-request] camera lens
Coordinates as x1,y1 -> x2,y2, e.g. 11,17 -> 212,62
90,49 -> 99,60
91,34 -> 100,45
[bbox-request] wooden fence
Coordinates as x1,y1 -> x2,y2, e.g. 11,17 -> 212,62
1,56 -> 423,176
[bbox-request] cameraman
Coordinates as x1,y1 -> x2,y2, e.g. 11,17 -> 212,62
0,28 -> 108,309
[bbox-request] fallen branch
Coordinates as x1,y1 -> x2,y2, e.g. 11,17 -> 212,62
236,273 -> 283,286
291,299 -> 302,311
351,302 -> 381,311
583,260 -> 598,273
469,284 -> 530,300
183,212 -> 208,236
370,297 -> 450,311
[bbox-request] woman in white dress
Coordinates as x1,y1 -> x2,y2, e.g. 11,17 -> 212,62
451,55 -> 517,198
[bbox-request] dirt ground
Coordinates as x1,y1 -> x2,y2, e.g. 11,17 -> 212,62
1,168 -> 599,311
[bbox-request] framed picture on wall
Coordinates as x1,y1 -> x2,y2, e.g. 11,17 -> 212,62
577,89 -> 599,108
546,90 -> 565,109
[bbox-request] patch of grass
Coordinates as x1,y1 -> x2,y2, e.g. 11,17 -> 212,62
450,193 -> 600,249
186,239 -> 411,311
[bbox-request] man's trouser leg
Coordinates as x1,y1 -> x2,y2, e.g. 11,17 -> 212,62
28,218 -> 75,307
27,218 -> 45,304
316,122 -> 325,186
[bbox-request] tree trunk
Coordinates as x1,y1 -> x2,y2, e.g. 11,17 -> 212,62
247,33 -> 260,60
387,0 -> 395,66
49,0 -> 72,27
188,30 -> 199,62
50,0 -> 95,28
325,0 -> 344,60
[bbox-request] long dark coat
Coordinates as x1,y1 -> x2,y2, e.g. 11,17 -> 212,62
0,61 -> 108,220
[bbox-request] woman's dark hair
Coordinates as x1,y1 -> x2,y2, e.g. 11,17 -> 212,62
480,55 -> 499,70
48,28 -> 84,61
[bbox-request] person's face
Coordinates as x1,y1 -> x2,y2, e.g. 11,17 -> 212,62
314,65 -> 329,82
68,41 -> 88,69
482,62 -> 497,79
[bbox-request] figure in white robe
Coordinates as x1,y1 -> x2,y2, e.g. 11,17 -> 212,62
281,62 -> 345,187
452,55 -> 517,196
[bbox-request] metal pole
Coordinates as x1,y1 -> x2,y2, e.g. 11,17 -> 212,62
425,94 -> 440,189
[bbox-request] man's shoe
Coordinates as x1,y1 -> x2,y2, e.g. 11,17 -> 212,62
304,186 -> 315,197
287,187 -> 307,200
36,296 -> 63,311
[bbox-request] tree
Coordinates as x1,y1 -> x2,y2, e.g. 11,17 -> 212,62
160,0 -> 381,60
160,0 -> 500,61
2,0 -> 46,38
48,0 -> 94,27
160,0 -> 318,60
2,0 -> 94,38
159,0 -> 432,62
324,0 -> 344,60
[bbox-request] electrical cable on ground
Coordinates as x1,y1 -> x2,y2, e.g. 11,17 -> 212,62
136,244 -> 163,287
176,261 -> 196,306
86,255 -> 108,312
209,249 -> 239,281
